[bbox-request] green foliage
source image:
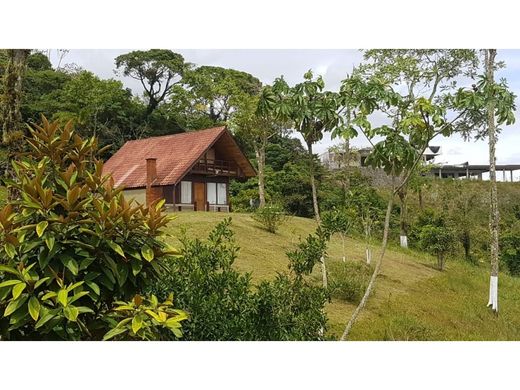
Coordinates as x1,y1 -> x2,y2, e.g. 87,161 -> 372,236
252,203 -> 288,233
152,218 -> 329,340
416,213 -> 456,270
103,294 -> 187,340
0,118 -> 183,340
322,208 -> 355,237
328,260 -> 373,304
500,222 -> 520,276
115,49 -> 188,116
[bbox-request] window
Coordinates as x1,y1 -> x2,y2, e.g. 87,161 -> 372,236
207,182 -> 227,205
180,181 -> 192,204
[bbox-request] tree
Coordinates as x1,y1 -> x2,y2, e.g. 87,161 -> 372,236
182,65 -> 262,124
417,216 -> 455,271
353,49 -> 479,248
1,49 -> 31,200
265,70 -> 342,224
322,208 -> 355,262
451,50 -> 516,313
115,50 -> 188,117
52,70 -> 145,151
231,90 -> 285,207
337,50 -> 480,340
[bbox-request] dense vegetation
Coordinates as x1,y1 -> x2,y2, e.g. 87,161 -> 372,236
1,48 -> 519,340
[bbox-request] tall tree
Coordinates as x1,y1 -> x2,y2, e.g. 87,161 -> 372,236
1,49 -> 31,200
115,50 -> 188,117
353,50 -> 479,248
337,54 -> 479,339
231,90 -> 284,207
452,50 -> 516,313
1,49 -> 31,144
267,70 -> 342,223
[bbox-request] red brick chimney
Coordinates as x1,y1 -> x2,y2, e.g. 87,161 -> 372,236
145,158 -> 162,207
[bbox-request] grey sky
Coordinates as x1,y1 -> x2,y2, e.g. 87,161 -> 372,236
50,49 -> 520,175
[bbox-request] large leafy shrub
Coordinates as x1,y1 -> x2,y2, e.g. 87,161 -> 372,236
0,118 -> 185,340
327,260 -> 373,304
152,218 -> 329,340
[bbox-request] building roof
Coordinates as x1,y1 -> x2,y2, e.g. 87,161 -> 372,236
103,126 -> 256,189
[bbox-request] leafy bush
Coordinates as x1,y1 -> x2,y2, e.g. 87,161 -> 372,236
0,118 -> 185,340
327,260 -> 373,303
500,222 -> 520,276
252,203 -> 288,233
418,223 -> 455,271
152,218 -> 329,340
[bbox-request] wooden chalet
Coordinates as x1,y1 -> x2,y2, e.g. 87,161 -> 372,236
102,126 -> 256,211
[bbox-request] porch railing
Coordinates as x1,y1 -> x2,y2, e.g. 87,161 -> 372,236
191,159 -> 240,176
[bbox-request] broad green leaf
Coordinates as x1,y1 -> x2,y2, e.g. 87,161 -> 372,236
131,316 -> 143,334
0,265 -> 19,276
57,289 -> 68,307
145,310 -> 161,322
12,283 -> 26,300
61,256 -> 79,276
4,243 -> 16,259
69,291 -> 89,305
36,221 -> 49,237
41,291 -> 57,301
76,306 -> 94,314
0,279 -> 22,288
34,277 -> 51,289
63,306 -> 79,322
4,296 -> 28,316
28,297 -> 40,321
86,281 -> 100,296
103,327 -> 127,341
35,311 -> 55,329
108,241 -> 125,258
141,244 -> 154,262
45,235 -> 55,251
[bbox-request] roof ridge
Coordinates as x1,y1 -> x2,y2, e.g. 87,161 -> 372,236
124,126 -> 227,144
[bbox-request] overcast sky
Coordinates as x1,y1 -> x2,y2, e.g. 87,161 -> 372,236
50,49 -> 520,176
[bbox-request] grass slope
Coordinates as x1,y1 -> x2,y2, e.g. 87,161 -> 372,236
165,212 -> 520,340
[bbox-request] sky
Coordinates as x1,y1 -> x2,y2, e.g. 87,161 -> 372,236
49,49 -> 520,178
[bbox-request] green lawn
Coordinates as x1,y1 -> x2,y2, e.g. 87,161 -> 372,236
163,211 -> 520,340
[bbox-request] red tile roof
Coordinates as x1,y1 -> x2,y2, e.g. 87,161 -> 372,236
103,126 -> 239,189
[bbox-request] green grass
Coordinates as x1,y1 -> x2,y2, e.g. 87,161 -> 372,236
164,211 -> 520,340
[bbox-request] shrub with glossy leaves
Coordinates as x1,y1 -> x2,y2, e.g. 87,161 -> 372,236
0,118 -> 184,340
153,218 -> 329,340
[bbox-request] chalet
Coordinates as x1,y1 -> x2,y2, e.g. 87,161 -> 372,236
103,126 -> 256,211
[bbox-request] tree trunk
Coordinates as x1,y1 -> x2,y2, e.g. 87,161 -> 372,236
1,49 -> 30,200
398,186 -> 408,248
341,193 -> 394,340
255,143 -> 266,208
341,234 -> 346,262
307,141 -> 321,224
486,49 -> 499,313
320,256 -> 328,288
365,220 -> 372,265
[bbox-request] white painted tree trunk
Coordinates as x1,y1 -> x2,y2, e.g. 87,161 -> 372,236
366,247 -> 372,265
341,234 -> 346,262
486,49 -> 500,314
400,235 -> 408,248
487,275 -> 498,311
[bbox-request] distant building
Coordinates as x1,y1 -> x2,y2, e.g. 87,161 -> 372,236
320,145 -> 441,170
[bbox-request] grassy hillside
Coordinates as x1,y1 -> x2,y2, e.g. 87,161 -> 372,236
164,211 -> 520,340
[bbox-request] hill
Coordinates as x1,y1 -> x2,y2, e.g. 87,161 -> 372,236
164,211 -> 520,340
